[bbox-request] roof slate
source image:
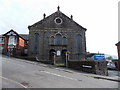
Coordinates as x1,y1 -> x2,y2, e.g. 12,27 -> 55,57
19,34 -> 29,40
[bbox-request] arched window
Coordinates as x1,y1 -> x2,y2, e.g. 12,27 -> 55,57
62,37 -> 67,45
34,33 -> 39,54
49,36 -> 54,45
55,34 -> 62,45
76,34 -> 82,53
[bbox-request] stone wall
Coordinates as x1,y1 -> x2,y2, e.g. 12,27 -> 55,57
29,28 -> 86,61
68,60 -> 108,76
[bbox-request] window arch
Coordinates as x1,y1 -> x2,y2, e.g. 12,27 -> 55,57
62,37 -> 67,45
76,34 -> 82,53
49,36 -> 54,45
34,33 -> 39,54
55,34 -> 62,45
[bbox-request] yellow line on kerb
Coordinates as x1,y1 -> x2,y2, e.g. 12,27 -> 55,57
0,76 -> 29,89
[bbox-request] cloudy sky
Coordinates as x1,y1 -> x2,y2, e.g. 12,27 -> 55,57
0,0 -> 119,57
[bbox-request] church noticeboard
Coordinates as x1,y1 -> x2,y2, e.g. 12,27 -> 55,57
56,50 -> 61,56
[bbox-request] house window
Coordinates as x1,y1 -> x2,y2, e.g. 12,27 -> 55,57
55,34 -> 62,45
54,17 -> 63,25
34,33 -> 39,54
8,36 -> 16,45
76,34 -> 82,53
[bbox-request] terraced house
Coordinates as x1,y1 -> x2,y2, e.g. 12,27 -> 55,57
28,7 -> 87,65
1,29 -> 29,56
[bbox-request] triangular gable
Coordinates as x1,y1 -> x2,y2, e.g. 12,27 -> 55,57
28,10 -> 87,31
3,29 -> 28,41
3,29 -> 18,36
6,31 -> 17,36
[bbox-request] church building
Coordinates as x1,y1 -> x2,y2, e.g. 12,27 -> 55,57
28,6 -> 87,65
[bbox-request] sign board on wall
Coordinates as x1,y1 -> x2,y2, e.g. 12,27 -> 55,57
56,50 -> 61,56
94,54 -> 105,61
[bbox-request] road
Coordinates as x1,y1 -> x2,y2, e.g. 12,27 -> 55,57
0,55 -> 119,88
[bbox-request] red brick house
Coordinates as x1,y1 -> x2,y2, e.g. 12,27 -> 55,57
2,29 -> 29,56
115,41 -> 120,70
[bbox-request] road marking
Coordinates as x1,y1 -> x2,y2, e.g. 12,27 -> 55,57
0,76 -> 30,89
41,71 -> 82,81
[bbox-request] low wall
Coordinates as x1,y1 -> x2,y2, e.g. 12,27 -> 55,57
13,55 -> 52,64
68,60 -> 108,76
10,55 -> 108,75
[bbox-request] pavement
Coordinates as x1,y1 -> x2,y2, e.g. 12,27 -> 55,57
1,55 -> 120,88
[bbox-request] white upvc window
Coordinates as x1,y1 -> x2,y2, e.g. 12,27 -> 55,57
8,36 -> 16,45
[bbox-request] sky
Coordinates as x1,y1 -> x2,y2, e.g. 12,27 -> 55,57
0,0 -> 119,58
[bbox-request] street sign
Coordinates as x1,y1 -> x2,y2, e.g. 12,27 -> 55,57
94,54 -> 105,61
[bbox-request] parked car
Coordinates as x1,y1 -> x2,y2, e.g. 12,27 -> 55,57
107,61 -> 116,70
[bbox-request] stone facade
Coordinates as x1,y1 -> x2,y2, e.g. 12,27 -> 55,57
28,7 -> 87,65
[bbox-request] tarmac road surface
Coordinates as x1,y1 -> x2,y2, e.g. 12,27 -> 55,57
0,55 -> 119,88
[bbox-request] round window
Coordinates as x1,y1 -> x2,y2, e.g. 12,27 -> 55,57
54,17 -> 62,25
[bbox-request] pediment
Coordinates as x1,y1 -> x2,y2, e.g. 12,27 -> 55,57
29,10 -> 86,31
